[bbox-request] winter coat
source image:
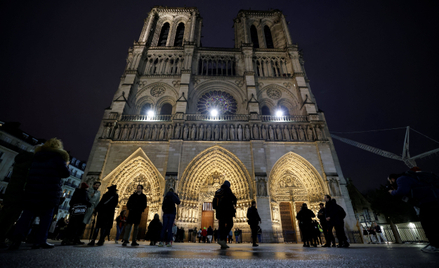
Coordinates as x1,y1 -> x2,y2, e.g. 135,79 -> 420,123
162,191 -> 181,215
214,184 -> 237,220
3,151 -> 34,206
317,208 -> 327,227
145,218 -> 162,242
126,192 -> 147,224
23,146 -> 70,212
202,229 -> 207,237
95,191 -> 119,229
325,199 -> 342,225
391,175 -> 439,207
207,227 -> 213,236
83,189 -> 101,224
69,188 -> 91,208
247,206 -> 261,226
296,208 -> 315,224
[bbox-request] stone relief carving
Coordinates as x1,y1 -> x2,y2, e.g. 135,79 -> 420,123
150,86 -> 166,97
267,87 -> 282,100
256,177 -> 268,196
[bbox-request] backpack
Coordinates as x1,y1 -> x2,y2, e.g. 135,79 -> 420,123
405,171 -> 439,190
337,204 -> 346,219
162,194 -> 174,214
212,188 -> 224,210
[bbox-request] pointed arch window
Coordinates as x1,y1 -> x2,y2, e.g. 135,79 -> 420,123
174,23 -> 185,46
160,103 -> 173,115
250,25 -> 259,48
264,26 -> 274,48
261,106 -> 271,115
158,23 -> 170,46
140,103 -> 152,115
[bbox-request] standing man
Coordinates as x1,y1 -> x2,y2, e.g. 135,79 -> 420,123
213,180 -> 237,249
158,187 -> 180,247
324,195 -> 349,248
80,181 -> 101,241
318,202 -> 335,247
88,185 -> 118,246
122,185 -> 147,247
247,200 -> 261,247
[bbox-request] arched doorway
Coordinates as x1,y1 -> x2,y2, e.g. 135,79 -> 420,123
269,152 -> 328,242
177,146 -> 254,231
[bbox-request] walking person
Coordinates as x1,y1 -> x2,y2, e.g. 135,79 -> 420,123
158,187 -> 180,247
0,151 -> 34,248
324,195 -> 349,248
296,203 -> 316,247
114,210 -> 127,244
318,202 -> 335,247
213,180 -> 237,249
207,226 -> 213,243
80,181 -> 101,240
145,213 -> 162,245
122,185 -> 147,247
88,185 -> 119,246
62,182 -> 91,245
247,200 -> 261,247
372,222 -> 387,244
9,138 -> 70,250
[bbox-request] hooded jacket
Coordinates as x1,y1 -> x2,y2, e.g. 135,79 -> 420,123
3,151 -> 34,205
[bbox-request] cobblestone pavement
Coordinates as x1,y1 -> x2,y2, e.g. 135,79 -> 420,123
1,240 -> 438,267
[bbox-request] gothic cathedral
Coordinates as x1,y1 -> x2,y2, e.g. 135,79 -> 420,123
83,6 -> 356,242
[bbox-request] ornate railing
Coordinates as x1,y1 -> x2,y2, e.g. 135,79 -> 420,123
120,114 -> 173,122
119,114 -> 308,123
184,114 -> 250,121
260,115 -> 308,122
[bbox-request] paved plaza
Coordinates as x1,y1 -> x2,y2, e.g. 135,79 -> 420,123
1,240 -> 438,267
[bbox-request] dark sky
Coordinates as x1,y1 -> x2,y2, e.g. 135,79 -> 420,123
1,0 -> 438,192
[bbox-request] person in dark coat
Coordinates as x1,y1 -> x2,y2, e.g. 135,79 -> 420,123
207,226 -> 213,243
296,203 -> 316,247
247,200 -> 261,247
0,151 -> 34,248
122,185 -> 147,247
61,182 -> 91,245
318,202 -> 335,247
88,185 -> 119,246
158,187 -> 180,247
145,213 -> 162,245
214,180 -> 237,249
324,195 -> 349,248
9,138 -> 70,250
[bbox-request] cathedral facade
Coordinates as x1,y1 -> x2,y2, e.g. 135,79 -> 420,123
83,6 -> 356,242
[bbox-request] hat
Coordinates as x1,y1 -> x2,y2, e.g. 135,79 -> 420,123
107,185 -> 118,191
168,187 -> 174,192
223,180 -> 231,188
204,227 -> 206,229
80,182 -> 89,189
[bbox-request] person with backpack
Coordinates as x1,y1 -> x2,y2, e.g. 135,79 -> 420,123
158,187 -> 180,247
296,203 -> 316,247
388,170 -> 439,253
212,180 -> 237,249
247,200 -> 261,247
324,195 -> 349,248
122,185 -> 147,247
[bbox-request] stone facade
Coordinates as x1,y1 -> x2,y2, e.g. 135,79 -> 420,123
83,7 -> 356,242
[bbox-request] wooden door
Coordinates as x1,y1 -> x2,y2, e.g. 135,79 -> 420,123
280,202 -> 296,242
201,202 -> 214,229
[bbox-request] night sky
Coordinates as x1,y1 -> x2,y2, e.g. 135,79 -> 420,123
1,0 -> 438,192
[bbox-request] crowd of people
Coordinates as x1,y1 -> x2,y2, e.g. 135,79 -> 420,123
0,139 -> 437,253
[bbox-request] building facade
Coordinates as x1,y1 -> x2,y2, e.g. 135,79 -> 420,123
83,7 -> 356,242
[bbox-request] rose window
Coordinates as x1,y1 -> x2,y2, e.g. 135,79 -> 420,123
197,91 -> 237,114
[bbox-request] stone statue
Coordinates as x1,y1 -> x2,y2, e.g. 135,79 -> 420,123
113,124 -> 121,140
307,126 -> 314,141
268,125 -> 274,141
261,125 -> 267,140
136,125 -> 143,140
167,124 -> 173,140
283,125 -> 289,141
121,125 -> 129,140
290,125 -> 298,140
244,125 -> 251,140
159,125 -> 165,140
198,124 -> 204,140
298,126 -> 305,141
190,125 -> 197,140
237,125 -> 243,141
206,125 -> 212,140
144,125 -> 151,140
214,125 -> 219,141
129,125 -> 136,140
230,125 -> 235,141
275,125 -> 282,140
257,179 -> 267,196
183,124 -> 189,140
222,125 -> 228,141
316,125 -> 323,140
151,125 -> 158,140
102,124 -> 111,139
175,123 -> 181,139
252,124 -> 259,139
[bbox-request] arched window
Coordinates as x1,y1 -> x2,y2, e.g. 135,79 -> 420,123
250,25 -> 259,48
140,103 -> 152,115
158,23 -> 170,46
280,105 -> 290,115
261,106 -> 271,115
160,103 -> 173,115
174,23 -> 185,46
264,26 -> 274,48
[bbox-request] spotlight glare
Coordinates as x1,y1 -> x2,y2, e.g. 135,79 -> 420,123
210,109 -> 218,116
276,110 -> 283,117
147,110 -> 155,117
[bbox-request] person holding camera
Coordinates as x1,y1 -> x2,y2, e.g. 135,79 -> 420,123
388,172 -> 439,253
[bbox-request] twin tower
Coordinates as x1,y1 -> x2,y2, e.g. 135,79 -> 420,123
84,6 -> 355,243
